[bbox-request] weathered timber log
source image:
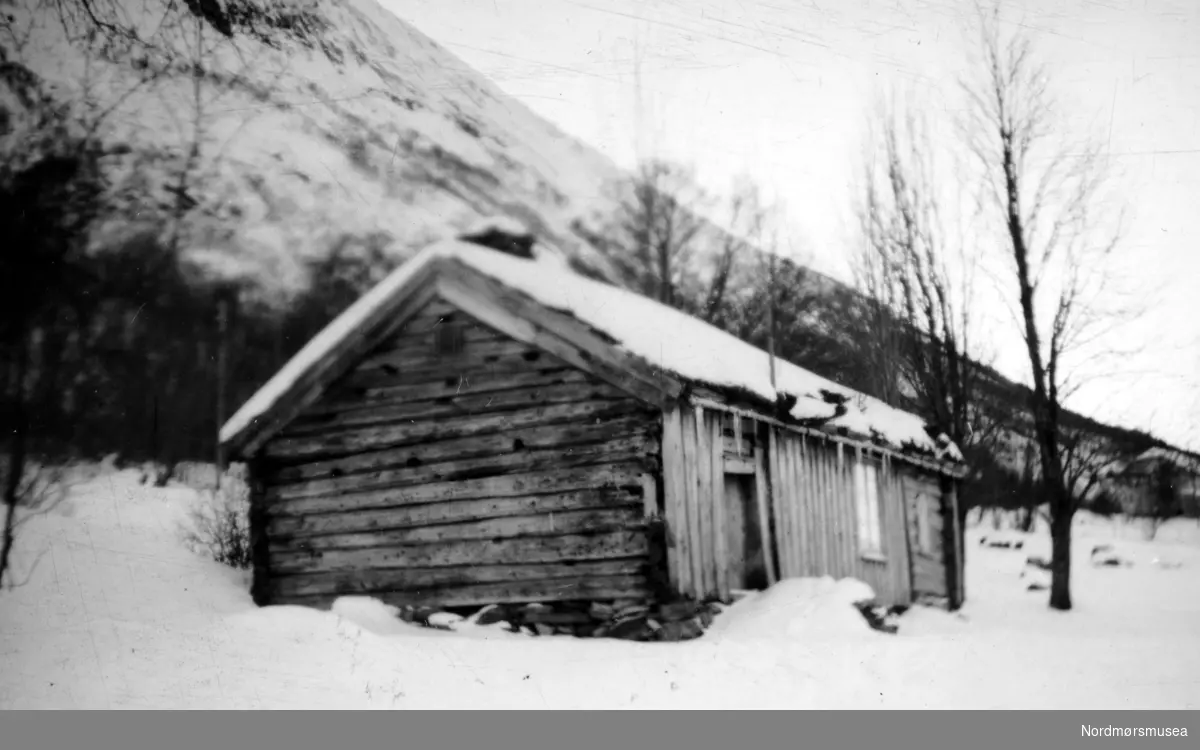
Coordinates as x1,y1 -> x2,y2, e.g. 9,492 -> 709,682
270,529 -> 649,574
267,488 -> 642,538
266,399 -> 653,461
265,435 -> 660,500
332,349 -> 575,391
272,417 -> 655,483
357,337 -> 561,373
278,574 -> 651,609
265,559 -> 647,599
287,380 -> 633,431
265,462 -> 649,517
269,507 -> 645,552
322,367 -> 589,407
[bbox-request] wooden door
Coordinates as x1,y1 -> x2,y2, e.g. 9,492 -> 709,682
904,476 -> 947,599
724,473 -> 767,589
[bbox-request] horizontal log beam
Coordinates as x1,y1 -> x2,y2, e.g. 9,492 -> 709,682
269,507 -> 645,552
266,559 -> 648,599
265,462 -> 650,517
289,380 -> 631,431
273,417 -> 655,483
266,399 -> 654,462
267,488 -> 642,538
265,435 -> 659,499
274,574 -> 651,609
270,529 -> 649,575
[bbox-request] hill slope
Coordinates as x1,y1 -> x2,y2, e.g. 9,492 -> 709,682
4,0 -> 1184,471
6,0 -> 629,295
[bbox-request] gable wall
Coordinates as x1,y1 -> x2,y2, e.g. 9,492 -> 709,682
250,297 -> 663,609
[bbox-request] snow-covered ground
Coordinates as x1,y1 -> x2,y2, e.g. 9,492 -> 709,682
2,468 -> 1198,709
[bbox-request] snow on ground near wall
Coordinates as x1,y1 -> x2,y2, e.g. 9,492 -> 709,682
2,470 -> 1198,709
221,240 -> 956,461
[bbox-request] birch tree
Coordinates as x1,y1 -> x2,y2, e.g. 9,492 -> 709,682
960,8 -> 1132,610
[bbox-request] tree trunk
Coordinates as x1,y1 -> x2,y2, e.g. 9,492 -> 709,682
215,295 -> 229,489
1,337 -> 30,588
1048,502 -> 1073,610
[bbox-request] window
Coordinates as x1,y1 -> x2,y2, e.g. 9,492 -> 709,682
854,457 -> 884,559
915,493 -> 935,556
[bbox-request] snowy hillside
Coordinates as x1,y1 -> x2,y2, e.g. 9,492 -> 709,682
5,0 -> 629,296
1,466 -> 1197,709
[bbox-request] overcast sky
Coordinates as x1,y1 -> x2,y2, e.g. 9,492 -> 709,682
384,0 -> 1199,451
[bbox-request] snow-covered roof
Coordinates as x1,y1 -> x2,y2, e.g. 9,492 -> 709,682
1132,447 -> 1200,475
221,234 -> 964,466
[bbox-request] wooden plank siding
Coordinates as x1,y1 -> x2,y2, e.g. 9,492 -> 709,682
254,297 -> 663,608
661,401 -> 920,608
902,468 -> 950,602
764,428 -> 913,607
661,405 -> 741,601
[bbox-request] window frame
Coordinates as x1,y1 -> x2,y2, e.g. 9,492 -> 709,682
854,453 -> 886,562
915,491 -> 936,557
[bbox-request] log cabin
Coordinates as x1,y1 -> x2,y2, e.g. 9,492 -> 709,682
220,223 -> 968,617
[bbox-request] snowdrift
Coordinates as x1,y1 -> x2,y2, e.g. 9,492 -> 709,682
707,578 -> 878,641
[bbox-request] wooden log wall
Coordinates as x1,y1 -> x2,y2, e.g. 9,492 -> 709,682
902,468 -> 950,602
253,298 -> 663,609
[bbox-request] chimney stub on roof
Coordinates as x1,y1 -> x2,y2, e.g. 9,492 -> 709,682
458,217 -> 537,259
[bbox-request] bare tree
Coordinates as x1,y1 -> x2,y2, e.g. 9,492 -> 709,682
852,95 -> 1007,593
598,159 -> 713,310
0,106 -> 104,590
704,177 -> 776,327
960,7 -> 1132,610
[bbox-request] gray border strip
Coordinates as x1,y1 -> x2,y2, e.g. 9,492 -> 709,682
2,710 -> 1195,750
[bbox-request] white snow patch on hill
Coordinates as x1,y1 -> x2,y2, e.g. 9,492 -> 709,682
6,0 -> 629,297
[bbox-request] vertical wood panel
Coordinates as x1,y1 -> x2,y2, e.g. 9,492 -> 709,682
834,443 -> 846,577
753,442 -> 777,586
815,439 -> 831,575
948,480 -> 964,608
868,448 -> 887,600
837,442 -> 850,576
828,440 -> 840,575
893,460 -> 912,604
662,408 -> 687,595
662,405 -> 681,592
809,438 -> 823,575
693,406 -> 714,599
774,433 -> 792,577
884,456 -> 907,604
846,444 -> 858,577
782,439 -> 801,573
787,435 -> 802,577
849,447 -> 863,578
801,436 -> 816,574
767,427 -> 786,580
710,412 -> 730,600
796,436 -> 806,571
680,408 -> 703,599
